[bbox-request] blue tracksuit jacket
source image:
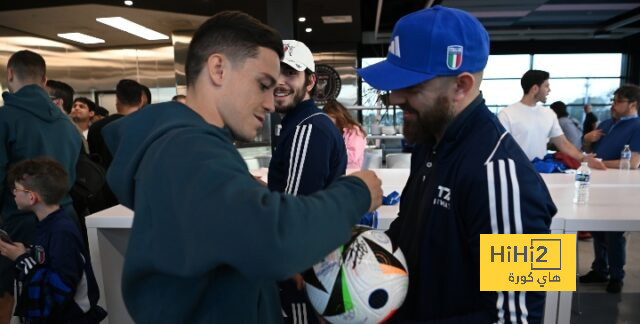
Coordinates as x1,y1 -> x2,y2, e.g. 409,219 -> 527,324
387,95 -> 556,323
268,99 -> 347,195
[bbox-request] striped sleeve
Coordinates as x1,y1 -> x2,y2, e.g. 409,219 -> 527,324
284,124 -> 332,196
464,153 -> 553,323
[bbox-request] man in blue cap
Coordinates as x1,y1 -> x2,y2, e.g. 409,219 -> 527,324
358,6 -> 556,323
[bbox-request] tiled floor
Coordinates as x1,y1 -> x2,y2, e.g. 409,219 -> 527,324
570,232 -> 640,323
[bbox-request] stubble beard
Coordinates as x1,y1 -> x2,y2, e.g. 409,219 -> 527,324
275,85 -> 307,114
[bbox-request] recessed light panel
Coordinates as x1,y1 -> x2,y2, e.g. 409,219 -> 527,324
57,32 -> 105,44
96,17 -> 169,40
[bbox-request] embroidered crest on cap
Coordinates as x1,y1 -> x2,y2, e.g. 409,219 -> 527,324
446,45 -> 463,70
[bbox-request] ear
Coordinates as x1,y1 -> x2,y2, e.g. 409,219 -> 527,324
452,72 -> 475,102
206,54 -> 226,86
28,191 -> 39,206
306,73 -> 317,93
530,84 -> 540,96
7,67 -> 14,82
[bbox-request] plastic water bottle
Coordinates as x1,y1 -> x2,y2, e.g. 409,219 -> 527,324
573,162 -> 591,204
620,144 -> 631,170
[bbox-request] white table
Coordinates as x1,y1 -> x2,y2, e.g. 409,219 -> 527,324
544,184 -> 640,324
542,169 -> 640,188
85,205 -> 134,324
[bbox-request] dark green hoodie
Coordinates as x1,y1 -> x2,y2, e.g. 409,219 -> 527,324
0,84 -> 81,221
103,102 -> 371,323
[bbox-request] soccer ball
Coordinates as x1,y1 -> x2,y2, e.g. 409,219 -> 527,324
303,227 -> 408,323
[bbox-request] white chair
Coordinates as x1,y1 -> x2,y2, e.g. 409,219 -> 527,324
385,153 -> 411,168
362,149 -> 383,169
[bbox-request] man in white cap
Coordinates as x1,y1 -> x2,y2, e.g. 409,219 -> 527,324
268,40 -> 347,323
358,5 -> 556,323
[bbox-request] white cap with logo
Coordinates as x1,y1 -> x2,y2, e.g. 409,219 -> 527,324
282,40 -> 315,72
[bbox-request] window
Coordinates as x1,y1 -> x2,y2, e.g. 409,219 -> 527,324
360,53 -> 624,129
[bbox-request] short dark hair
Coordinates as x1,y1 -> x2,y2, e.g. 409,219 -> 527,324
550,101 -> 568,118
141,84 -> 151,104
8,158 -> 69,205
613,84 -> 640,104
304,69 -> 316,97
46,80 -> 75,114
73,97 -> 96,112
116,79 -> 143,107
521,70 -> 550,94
172,94 -> 186,101
185,11 -> 284,86
95,106 -> 110,117
7,50 -> 46,83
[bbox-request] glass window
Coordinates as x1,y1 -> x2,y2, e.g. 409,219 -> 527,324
361,57 -> 386,107
533,54 -> 622,78
480,79 -> 523,112
483,54 -> 530,79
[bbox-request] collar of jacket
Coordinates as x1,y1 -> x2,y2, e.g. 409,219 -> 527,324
281,99 -> 319,128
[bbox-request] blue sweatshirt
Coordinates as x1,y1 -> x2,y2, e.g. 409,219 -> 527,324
14,208 -> 105,323
102,102 -> 371,323
387,95 -> 556,323
269,99 -> 347,195
593,117 -> 640,160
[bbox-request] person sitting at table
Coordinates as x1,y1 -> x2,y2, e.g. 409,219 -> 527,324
323,99 -> 367,169
580,84 -> 640,293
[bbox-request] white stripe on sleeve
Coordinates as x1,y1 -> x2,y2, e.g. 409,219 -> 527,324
292,125 -> 313,196
285,125 -> 304,194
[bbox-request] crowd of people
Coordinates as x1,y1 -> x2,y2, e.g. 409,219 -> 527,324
0,4 -> 637,324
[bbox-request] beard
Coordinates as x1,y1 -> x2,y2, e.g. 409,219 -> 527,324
402,95 -> 455,144
275,84 -> 307,114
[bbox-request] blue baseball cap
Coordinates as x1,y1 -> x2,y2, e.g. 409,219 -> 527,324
358,5 -> 490,91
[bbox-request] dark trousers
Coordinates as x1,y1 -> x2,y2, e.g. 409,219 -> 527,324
591,231 -> 626,280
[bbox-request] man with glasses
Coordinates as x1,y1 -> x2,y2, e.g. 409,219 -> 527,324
0,50 -> 81,323
580,84 -> 640,293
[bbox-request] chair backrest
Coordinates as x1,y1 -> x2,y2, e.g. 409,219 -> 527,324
362,149 -> 383,169
386,153 -> 411,169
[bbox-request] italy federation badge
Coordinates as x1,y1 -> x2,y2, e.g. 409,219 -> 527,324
446,45 -> 463,70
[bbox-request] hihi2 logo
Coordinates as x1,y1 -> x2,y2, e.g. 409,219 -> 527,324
480,234 -> 575,291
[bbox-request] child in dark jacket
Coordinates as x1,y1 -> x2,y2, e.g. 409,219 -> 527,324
0,158 -> 106,323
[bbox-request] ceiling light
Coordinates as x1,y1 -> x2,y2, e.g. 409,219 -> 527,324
298,17 -> 306,22
305,28 -> 312,33
124,0 -> 133,6
57,33 -> 105,44
321,15 -> 353,24
96,17 -> 169,40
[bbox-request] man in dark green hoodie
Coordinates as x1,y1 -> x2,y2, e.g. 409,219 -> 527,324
0,50 -> 82,323
102,11 -> 382,323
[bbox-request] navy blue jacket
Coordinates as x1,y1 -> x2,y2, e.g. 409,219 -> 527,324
269,99 -> 347,195
14,208 -> 105,323
387,95 -> 556,323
